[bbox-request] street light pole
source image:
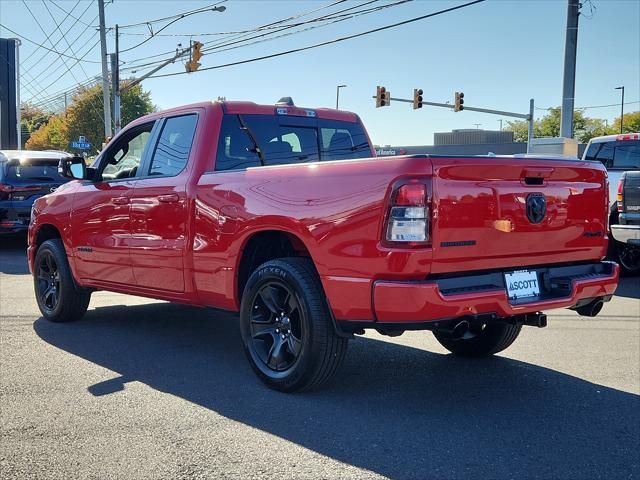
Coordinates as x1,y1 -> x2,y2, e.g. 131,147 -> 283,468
615,86 -> 625,134
336,84 -> 347,109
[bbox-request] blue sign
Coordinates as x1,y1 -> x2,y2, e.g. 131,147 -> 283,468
70,135 -> 91,150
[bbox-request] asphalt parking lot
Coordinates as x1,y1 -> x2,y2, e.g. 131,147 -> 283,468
1,234 -> 639,480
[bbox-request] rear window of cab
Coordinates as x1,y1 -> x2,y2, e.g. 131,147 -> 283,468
584,139 -> 640,169
215,114 -> 372,172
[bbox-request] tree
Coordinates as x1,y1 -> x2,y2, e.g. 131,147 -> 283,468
25,113 -> 69,151
506,107 -> 612,144
25,81 -> 154,152
612,111 -> 640,134
20,104 -> 52,148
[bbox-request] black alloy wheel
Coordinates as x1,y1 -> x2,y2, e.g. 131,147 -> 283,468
37,250 -> 61,313
249,281 -> 303,372
239,258 -> 348,392
34,239 -> 91,322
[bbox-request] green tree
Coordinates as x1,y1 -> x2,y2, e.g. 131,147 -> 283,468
25,81 -> 154,152
612,111 -> 640,134
507,107 -> 612,143
20,104 -> 52,148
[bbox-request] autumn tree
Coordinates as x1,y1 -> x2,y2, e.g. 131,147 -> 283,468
25,81 -> 154,153
20,104 -> 52,148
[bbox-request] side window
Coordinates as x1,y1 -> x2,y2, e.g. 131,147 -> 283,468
264,126 -> 319,165
215,115 -> 262,172
148,114 -> 198,177
319,120 -> 371,161
101,123 -> 154,180
584,142 -> 614,168
613,141 -> 640,169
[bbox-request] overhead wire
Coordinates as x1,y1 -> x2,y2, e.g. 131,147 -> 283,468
147,0 -> 486,79
0,22 -> 101,64
121,0 -> 410,74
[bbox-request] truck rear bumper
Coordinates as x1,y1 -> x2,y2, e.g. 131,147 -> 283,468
611,224 -> 640,245
372,261 -> 619,323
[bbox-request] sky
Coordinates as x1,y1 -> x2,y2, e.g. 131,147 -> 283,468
1,0 -> 639,146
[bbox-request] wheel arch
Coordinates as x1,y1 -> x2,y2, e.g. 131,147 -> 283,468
235,228 -> 314,306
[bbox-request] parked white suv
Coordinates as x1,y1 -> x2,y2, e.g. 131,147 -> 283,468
583,133 -> 640,274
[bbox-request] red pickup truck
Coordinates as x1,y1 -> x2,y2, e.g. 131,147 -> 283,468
28,99 -> 619,392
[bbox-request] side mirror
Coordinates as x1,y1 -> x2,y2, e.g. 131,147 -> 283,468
58,156 -> 87,180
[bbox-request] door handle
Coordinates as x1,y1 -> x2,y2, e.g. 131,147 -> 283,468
158,194 -> 179,203
112,196 -> 129,205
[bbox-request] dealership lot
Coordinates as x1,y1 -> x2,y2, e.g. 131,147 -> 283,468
1,234 -> 638,479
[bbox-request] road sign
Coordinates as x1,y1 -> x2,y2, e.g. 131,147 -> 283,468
70,136 -> 91,150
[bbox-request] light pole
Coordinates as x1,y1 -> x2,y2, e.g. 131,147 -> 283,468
336,84 -> 347,109
615,86 -> 625,134
498,119 -> 503,131
473,123 -> 482,130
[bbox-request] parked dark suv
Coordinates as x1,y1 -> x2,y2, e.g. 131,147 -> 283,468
0,150 -> 72,234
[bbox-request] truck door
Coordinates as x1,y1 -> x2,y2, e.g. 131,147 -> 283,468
129,113 -> 198,293
72,121 -> 156,285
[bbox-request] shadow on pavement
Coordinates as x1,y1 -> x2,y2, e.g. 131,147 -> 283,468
614,275 -> 640,299
34,303 -> 640,480
0,233 -> 29,275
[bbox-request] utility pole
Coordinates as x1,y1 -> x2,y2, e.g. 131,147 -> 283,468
560,0 -> 579,138
113,24 -> 121,133
527,98 -> 535,153
615,86 -> 624,133
98,0 -> 112,141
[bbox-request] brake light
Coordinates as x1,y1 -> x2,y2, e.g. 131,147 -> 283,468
617,174 -> 625,213
616,134 -> 639,141
384,179 -> 432,246
0,184 -> 11,201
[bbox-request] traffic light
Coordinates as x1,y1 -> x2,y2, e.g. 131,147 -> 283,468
454,91 -> 464,112
413,88 -> 423,109
185,41 -> 204,73
376,86 -> 390,107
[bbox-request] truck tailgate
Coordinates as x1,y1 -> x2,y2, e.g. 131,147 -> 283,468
430,157 -> 608,274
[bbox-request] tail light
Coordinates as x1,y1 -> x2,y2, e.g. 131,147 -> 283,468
384,178 -> 432,246
617,174 -> 625,213
0,184 -> 12,201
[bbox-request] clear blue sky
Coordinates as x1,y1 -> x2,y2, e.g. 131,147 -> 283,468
1,0 -> 639,145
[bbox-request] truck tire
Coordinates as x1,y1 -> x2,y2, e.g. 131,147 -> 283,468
34,239 -> 91,323
433,322 -> 522,357
239,257 -> 348,392
609,238 -> 640,276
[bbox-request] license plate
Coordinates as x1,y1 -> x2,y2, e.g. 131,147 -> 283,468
504,270 -> 540,300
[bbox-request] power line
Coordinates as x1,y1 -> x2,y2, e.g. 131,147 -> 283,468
20,0 -> 86,66
122,0 -> 413,73
116,1 -> 229,29
0,22 -> 100,64
119,0 -> 348,64
535,101 -> 640,111
148,0 -> 486,79
22,13 -> 102,96
49,0 -> 94,28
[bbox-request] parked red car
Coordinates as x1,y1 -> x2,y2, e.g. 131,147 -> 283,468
28,99 -> 618,391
